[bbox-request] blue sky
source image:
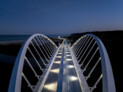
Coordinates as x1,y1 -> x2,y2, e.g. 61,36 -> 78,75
0,0 -> 123,35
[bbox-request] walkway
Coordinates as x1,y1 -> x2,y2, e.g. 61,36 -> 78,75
41,41 -> 82,92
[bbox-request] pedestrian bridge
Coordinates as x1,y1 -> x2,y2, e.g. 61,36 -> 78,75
8,34 -> 116,92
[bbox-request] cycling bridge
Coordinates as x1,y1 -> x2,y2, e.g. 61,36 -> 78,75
8,34 -> 116,92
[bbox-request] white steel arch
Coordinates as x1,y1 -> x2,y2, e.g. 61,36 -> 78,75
71,34 -> 116,92
8,33 -> 58,92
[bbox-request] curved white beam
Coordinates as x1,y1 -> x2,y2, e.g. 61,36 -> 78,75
72,34 -> 116,92
8,33 -> 57,92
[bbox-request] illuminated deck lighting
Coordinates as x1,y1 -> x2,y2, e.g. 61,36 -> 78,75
67,65 -> 74,68
50,68 -> 60,74
57,53 -> 62,54
65,52 -> 70,54
44,82 -> 57,91
69,76 -> 78,81
56,56 -> 62,58
54,61 -> 61,64
66,58 -> 72,61
66,55 -> 71,56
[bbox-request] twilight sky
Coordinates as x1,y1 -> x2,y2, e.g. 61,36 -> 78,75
0,0 -> 123,35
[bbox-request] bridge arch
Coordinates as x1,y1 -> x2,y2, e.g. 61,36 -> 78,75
8,34 -> 58,92
71,34 -> 116,92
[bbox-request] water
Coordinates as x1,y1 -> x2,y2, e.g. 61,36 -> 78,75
0,35 -> 31,42
0,35 -> 65,42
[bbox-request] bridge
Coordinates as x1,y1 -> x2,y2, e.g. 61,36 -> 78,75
8,34 -> 116,92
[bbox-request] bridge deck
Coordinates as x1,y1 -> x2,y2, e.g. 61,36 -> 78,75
41,41 -> 82,92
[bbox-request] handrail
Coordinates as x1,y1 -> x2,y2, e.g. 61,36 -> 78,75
8,33 -> 58,92
71,34 -> 116,92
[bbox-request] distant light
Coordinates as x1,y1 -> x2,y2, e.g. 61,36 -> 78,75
58,36 -> 61,39
69,76 -> 78,81
44,82 -> 57,91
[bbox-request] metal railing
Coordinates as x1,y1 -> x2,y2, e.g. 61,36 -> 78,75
8,34 -> 58,92
71,34 -> 116,92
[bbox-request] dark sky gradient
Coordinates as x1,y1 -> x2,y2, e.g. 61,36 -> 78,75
0,0 -> 123,35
